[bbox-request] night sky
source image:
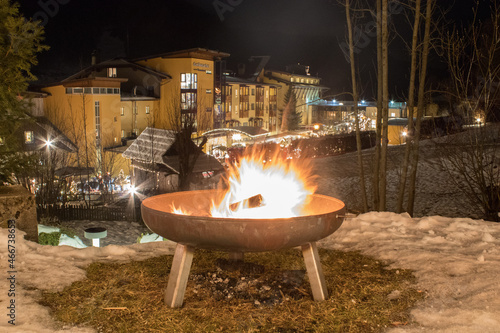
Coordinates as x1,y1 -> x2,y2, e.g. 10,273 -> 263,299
16,0 -> 479,100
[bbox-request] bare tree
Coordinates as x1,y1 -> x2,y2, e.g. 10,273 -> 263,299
436,2 -> 500,221
406,0 -> 434,216
162,86 -> 211,191
396,0 -> 422,213
344,0 -> 369,212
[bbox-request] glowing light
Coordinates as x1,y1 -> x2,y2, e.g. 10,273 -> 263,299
313,124 -> 320,130
45,139 -> 53,148
129,186 -> 137,196
402,131 -> 407,137
476,118 -> 482,123
232,133 -> 242,141
361,100 -> 365,103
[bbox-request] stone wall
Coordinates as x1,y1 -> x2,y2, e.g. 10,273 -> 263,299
0,186 -> 38,242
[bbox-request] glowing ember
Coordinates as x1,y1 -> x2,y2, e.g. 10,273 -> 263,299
171,147 -> 317,219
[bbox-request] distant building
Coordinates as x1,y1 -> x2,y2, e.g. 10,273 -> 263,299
258,65 -> 328,129
35,48 -> 229,177
222,76 -> 279,132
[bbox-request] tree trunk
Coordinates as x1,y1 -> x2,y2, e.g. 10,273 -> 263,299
373,0 -> 383,210
345,0 -> 368,212
379,0 -> 389,211
396,0 -> 421,213
407,0 -> 434,216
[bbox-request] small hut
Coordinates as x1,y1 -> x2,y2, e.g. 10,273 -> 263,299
122,128 -> 224,193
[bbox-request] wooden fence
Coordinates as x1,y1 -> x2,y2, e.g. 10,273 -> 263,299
37,203 -> 141,222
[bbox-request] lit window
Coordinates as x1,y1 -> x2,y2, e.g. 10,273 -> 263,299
206,70 -> 212,74
391,113 -> 395,117
145,106 -> 150,114
120,107 -> 124,116
121,130 -> 125,138
24,131 -> 34,144
181,73 -> 197,89
107,68 -> 117,77
206,89 -> 212,94
95,101 -> 101,144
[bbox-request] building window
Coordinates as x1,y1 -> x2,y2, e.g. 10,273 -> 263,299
120,107 -> 124,116
65,88 -> 72,94
107,68 -> 117,77
181,92 -> 197,111
181,73 -> 198,115
121,130 -> 125,138
93,88 -> 100,94
24,131 -> 34,144
206,89 -> 212,94
95,101 -> 100,145
251,103 -> 255,110
251,88 -> 255,96
73,88 -> 83,94
206,70 -> 212,74
114,116 -> 117,122
181,73 -> 197,89
145,106 -> 150,114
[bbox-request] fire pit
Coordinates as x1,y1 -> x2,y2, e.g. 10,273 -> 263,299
141,189 -> 346,308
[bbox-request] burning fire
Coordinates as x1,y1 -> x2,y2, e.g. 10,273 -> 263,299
171,146 -> 317,219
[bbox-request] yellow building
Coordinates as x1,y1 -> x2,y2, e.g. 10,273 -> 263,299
39,48 -> 229,176
222,76 -> 278,132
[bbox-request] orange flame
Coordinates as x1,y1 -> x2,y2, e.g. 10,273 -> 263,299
170,204 -> 191,216
210,146 -> 316,218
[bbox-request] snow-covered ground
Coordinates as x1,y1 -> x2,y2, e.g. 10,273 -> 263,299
1,136 -> 500,332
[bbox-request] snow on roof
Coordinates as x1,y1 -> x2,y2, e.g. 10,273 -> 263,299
122,127 -> 224,174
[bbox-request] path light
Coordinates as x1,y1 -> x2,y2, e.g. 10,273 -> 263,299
129,185 -> 137,196
84,227 -> 107,247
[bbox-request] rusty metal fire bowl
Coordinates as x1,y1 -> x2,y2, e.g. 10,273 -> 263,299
141,190 -> 346,308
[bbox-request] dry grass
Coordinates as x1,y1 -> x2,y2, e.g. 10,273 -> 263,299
40,248 -> 425,332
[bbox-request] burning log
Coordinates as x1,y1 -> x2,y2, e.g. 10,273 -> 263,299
229,194 -> 264,211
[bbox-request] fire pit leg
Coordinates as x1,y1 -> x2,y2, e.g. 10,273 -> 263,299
165,243 -> 195,308
301,242 -> 328,301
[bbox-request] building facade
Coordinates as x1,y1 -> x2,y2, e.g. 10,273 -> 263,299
38,48 -> 229,176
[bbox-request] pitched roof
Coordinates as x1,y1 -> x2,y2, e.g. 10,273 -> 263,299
122,127 -> 176,165
133,48 -> 230,62
122,127 -> 223,174
62,58 -> 171,83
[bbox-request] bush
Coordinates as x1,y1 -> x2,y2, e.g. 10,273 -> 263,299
38,232 -> 62,246
38,227 -> 78,246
